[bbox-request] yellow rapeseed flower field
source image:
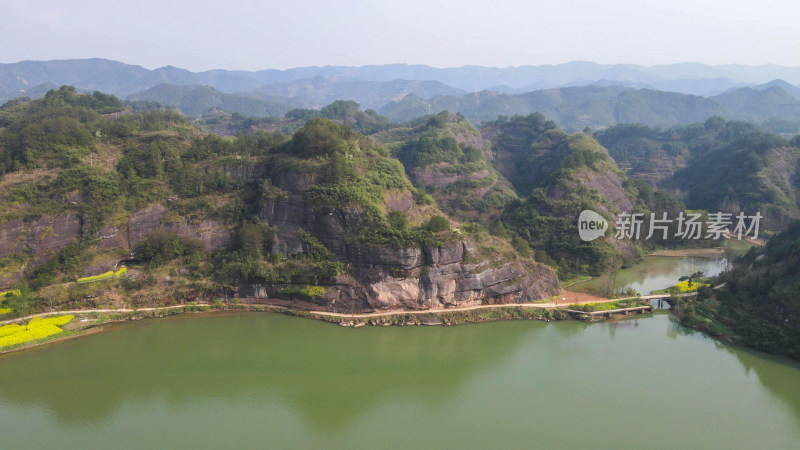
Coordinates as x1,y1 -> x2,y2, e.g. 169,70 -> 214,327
674,280 -> 710,292
76,267 -> 128,284
0,315 -> 74,348
77,271 -> 114,284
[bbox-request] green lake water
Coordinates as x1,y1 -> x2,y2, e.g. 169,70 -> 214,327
1,311 -> 799,449
570,242 -> 753,296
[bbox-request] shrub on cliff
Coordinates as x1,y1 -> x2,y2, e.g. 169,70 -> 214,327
134,231 -> 205,267
425,215 -> 450,233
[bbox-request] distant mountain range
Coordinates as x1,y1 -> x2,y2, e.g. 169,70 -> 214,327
3,58 -> 800,132
380,85 -> 800,131
250,76 -> 466,110
127,84 -> 299,118
4,58 -> 800,99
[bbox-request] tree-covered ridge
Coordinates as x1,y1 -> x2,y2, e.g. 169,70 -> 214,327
268,117 -> 485,248
379,86 -> 632,124
482,113 -> 629,196
675,221 -> 800,360
379,85 -> 800,133
485,114 -> 691,278
195,100 -> 391,138
0,86 -> 125,173
126,84 -> 297,119
1,88 -> 556,317
207,116 -> 540,304
0,87 -> 197,228
0,87 -> 292,313
373,111 -> 516,224
597,117 -> 800,232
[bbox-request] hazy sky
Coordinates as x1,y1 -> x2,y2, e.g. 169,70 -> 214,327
2,0 -> 800,71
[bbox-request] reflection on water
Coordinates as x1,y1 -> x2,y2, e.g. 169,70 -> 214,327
0,312 -> 798,449
571,243 -> 751,295
0,313 -> 539,430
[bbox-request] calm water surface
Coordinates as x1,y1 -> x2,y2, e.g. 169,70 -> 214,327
1,311 -> 799,449
571,242 -> 752,295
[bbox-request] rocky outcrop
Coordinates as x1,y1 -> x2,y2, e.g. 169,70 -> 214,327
0,219 -> 26,288
164,220 -> 232,251
243,172 -> 560,313
0,202 -> 233,287
127,203 -> 167,248
97,224 -> 129,250
240,231 -> 560,313
111,203 -> 232,252
355,238 -> 557,311
25,213 -> 82,264
0,220 -> 25,259
0,213 -> 82,289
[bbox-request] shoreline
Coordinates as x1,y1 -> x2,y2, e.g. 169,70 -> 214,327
0,294 -> 654,355
647,248 -> 725,257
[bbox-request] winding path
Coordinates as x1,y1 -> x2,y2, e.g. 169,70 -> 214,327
0,305 -> 190,326
0,289 -> 698,325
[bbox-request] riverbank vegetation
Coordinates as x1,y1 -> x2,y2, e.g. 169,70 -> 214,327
652,278 -> 711,295
671,221 -> 800,360
568,298 -> 648,312
0,315 -> 74,350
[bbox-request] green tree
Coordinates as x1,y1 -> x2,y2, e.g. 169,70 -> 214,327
388,210 -> 408,230
145,143 -> 164,178
679,271 -> 705,287
425,215 -> 450,232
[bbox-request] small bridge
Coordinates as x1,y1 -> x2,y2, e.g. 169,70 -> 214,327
564,305 -> 654,320
613,283 -> 723,309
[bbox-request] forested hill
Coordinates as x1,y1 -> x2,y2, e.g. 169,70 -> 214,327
596,118 -> 800,232
371,112 -> 516,225
675,221 -> 800,360
251,77 -> 466,110
0,87 -> 560,317
481,113 -> 687,279
4,59 -> 800,135
127,84 -> 299,118
380,86 -> 800,132
2,86 -> 799,316
132,83 -> 800,134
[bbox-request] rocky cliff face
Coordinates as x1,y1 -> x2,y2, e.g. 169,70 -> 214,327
0,203 -> 233,289
0,213 -> 82,289
123,203 -> 232,251
242,172 -> 560,313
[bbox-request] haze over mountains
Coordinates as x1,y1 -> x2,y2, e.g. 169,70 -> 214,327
3,58 -> 800,132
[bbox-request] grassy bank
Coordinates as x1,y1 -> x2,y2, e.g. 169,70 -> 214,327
568,298 -> 649,312
669,295 -> 741,345
297,306 -> 574,327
